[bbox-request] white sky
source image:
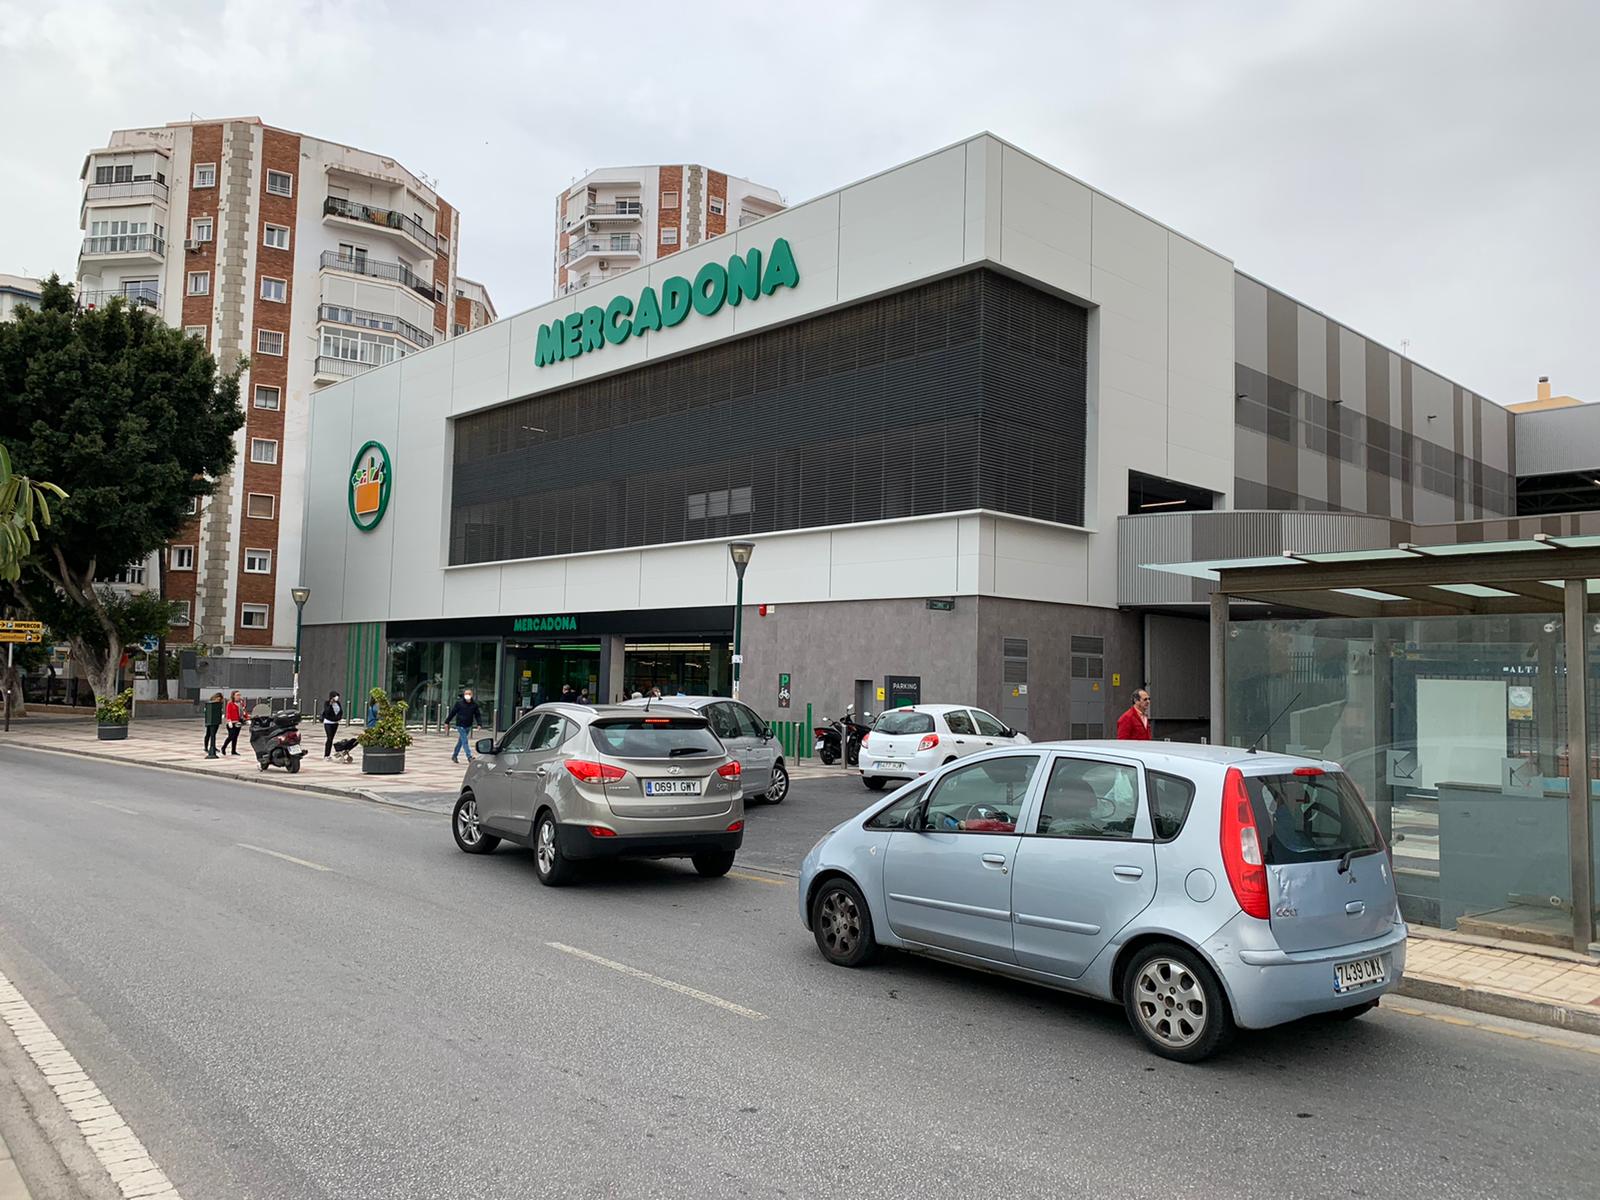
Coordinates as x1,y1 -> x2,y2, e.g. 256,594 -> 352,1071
1,0 -> 1595,407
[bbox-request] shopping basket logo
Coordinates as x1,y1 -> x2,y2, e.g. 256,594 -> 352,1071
347,441 -> 392,531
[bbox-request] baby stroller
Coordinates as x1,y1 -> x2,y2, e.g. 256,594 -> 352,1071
249,711 -> 306,773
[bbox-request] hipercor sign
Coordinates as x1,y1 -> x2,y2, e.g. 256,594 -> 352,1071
535,237 -> 798,369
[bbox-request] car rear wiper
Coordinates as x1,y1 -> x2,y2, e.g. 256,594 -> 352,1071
1338,847 -> 1378,874
668,746 -> 707,756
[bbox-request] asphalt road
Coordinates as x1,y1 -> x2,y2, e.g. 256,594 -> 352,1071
1,745 -> 1597,1200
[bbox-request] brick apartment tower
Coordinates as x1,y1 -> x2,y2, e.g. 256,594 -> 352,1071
554,164 -> 785,297
76,117 -> 494,665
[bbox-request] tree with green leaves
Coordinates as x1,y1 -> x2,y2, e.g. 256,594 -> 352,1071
0,441 -> 66,581
0,276 -> 244,701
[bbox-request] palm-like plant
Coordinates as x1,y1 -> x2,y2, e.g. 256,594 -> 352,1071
0,442 -> 67,582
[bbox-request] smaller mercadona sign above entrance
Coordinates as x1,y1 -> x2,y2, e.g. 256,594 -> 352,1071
535,237 -> 798,369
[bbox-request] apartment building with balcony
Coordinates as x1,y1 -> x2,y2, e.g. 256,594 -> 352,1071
75,117 -> 493,667
554,164 -> 784,296
452,275 -> 496,336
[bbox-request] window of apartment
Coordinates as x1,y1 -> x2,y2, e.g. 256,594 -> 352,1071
253,385 -> 281,410
319,327 -> 405,367
265,170 -> 293,197
92,162 -> 133,186
170,600 -> 191,627
184,326 -> 207,342
256,329 -> 284,356
244,548 -> 272,574
246,492 -> 276,519
661,190 -> 678,208
240,603 -> 270,629
452,323 -> 466,336
191,217 -> 213,243
193,162 -> 216,188
263,223 -> 289,250
187,271 -> 210,296
260,276 -> 286,303
660,228 -> 678,246
433,284 -> 446,304
709,196 -> 725,216
94,165 -> 113,185
250,438 -> 278,464
170,545 -> 195,571
186,496 -> 201,515
113,563 -> 146,585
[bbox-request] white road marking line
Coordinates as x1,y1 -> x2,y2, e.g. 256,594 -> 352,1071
235,843 -> 331,872
0,971 -> 183,1199
89,800 -> 140,816
546,942 -> 767,1021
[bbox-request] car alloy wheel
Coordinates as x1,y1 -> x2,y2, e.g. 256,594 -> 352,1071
818,889 -> 862,957
1132,957 -> 1207,1050
765,763 -> 789,804
536,817 -> 557,875
456,797 -> 483,846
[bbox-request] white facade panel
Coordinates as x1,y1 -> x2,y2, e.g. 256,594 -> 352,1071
997,143 -> 1092,299
827,518 -> 964,601
835,146 -> 967,305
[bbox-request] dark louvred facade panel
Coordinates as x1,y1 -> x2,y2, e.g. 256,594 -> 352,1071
449,269 -> 1088,565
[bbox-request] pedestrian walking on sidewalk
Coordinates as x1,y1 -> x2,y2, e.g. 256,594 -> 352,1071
448,688 -> 482,764
321,691 -> 343,758
221,691 -> 245,755
1116,688 -> 1153,741
203,692 -> 224,758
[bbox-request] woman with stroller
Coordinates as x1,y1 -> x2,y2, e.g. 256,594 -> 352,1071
321,690 -> 343,758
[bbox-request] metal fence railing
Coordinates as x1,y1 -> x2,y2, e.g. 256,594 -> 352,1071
767,704 -> 815,760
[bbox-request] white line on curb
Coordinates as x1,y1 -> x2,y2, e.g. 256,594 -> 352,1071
0,970 -> 183,1200
235,843 -> 331,872
546,942 -> 768,1021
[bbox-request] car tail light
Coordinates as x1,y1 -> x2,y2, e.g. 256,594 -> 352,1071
717,760 -> 742,779
1292,766 -> 1324,777
586,825 -> 617,838
1220,768 -> 1270,920
917,734 -> 939,752
565,760 -> 626,784
861,732 -> 870,745
726,820 -> 744,833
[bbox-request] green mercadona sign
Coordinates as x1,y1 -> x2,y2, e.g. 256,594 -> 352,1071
536,237 -> 799,368
512,615 -> 579,634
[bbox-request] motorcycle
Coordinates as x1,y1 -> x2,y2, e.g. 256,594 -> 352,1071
249,710 -> 307,773
814,705 -> 874,767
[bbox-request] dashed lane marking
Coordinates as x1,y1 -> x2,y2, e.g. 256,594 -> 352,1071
1385,1001 -> 1600,1056
727,869 -> 791,887
235,843 -> 331,872
88,800 -> 140,816
546,942 -> 767,1021
0,970 -> 184,1199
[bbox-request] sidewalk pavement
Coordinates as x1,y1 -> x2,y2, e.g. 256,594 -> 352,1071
0,714 -> 841,814
0,1128 -> 29,1200
4,715 -> 1599,1040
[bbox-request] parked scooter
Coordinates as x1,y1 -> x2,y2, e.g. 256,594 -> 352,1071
249,710 -> 307,773
813,705 -> 874,767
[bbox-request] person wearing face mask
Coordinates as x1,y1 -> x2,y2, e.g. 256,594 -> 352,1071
321,690 -> 344,758
447,687 -> 483,763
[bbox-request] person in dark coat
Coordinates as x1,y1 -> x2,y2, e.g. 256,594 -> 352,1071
448,688 -> 483,763
321,691 -> 343,757
203,692 -> 224,758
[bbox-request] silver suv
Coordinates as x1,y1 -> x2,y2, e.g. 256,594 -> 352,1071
452,703 -> 745,885
621,695 -> 788,803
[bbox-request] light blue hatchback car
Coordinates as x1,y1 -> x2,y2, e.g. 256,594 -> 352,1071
799,742 -> 1406,1061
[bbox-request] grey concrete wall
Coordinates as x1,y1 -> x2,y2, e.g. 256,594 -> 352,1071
300,623 -> 351,715
736,598 -> 979,728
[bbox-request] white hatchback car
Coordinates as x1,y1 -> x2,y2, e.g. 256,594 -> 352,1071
859,704 -> 1030,791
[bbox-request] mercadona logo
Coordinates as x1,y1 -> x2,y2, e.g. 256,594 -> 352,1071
348,440 -> 392,531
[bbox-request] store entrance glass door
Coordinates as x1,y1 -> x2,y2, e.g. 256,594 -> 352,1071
505,641 -> 601,721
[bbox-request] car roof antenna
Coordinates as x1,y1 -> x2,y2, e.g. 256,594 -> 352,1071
1247,692 -> 1301,754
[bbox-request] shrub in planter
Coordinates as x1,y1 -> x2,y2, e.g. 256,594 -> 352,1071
96,687 -> 134,740
357,687 -> 411,774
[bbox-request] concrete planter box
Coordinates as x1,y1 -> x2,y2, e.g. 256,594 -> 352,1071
97,724 -> 129,741
361,746 -> 406,775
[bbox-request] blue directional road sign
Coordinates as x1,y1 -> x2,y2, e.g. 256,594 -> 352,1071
141,636 -> 160,653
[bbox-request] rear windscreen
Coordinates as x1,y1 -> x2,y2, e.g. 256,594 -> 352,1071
1241,773 -> 1382,864
589,718 -> 722,759
875,711 -> 935,735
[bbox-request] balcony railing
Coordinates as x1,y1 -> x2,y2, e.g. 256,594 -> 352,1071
319,250 -> 437,301
314,355 -> 372,379
322,196 -> 439,253
316,303 -> 434,348
563,235 -> 643,266
81,234 -> 166,258
85,178 -> 169,205
78,285 -> 161,311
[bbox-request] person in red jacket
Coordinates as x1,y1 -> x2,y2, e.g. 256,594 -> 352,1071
221,690 -> 245,756
1116,688 -> 1152,740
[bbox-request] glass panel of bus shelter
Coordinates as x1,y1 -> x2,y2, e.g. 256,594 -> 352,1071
1227,612 -> 1570,945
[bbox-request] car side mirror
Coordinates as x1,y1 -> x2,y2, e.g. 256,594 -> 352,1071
474,738 -> 497,756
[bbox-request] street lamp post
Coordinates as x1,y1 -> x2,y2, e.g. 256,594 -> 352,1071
728,542 -> 755,702
291,586 -> 311,714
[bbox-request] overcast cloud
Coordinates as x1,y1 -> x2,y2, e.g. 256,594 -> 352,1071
1,0 -> 1594,407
